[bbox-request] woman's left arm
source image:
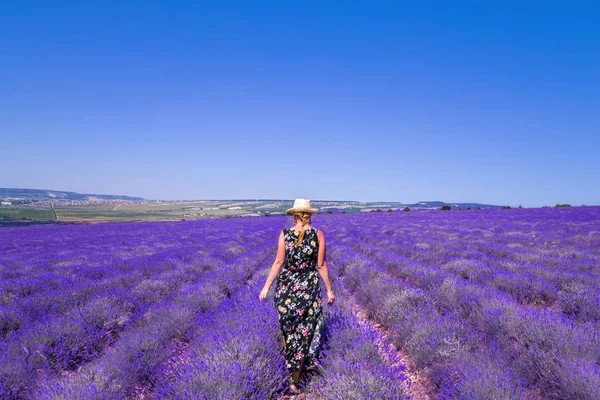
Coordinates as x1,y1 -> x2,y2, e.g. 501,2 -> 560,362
259,231 -> 286,302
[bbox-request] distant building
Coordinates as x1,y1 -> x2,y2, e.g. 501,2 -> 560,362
1,201 -> 11,205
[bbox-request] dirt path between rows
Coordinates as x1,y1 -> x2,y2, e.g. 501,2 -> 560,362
342,279 -> 432,400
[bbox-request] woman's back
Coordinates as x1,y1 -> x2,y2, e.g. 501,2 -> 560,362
283,227 -> 319,271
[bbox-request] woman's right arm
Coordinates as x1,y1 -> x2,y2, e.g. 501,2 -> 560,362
259,231 -> 286,302
317,229 -> 335,305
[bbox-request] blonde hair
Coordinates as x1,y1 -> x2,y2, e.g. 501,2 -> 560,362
293,211 -> 312,247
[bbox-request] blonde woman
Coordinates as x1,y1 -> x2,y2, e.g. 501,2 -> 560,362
259,198 -> 335,394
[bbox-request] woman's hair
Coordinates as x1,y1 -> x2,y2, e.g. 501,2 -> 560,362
293,211 -> 312,247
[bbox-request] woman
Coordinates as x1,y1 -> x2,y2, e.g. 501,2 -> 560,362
259,198 -> 335,394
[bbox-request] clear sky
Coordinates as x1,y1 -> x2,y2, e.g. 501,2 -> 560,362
1,2 -> 598,207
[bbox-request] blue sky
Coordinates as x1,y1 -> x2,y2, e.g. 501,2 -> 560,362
1,1 -> 598,207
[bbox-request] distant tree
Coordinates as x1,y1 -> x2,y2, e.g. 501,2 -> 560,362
542,205 -> 550,208
518,204 -> 523,208
403,206 -> 410,212
387,208 -> 393,212
376,208 -> 382,212
476,207 -> 481,210
500,205 -> 511,209
458,207 -> 462,210
466,206 -> 471,210
286,210 -> 293,216
326,210 -> 333,214
555,204 -> 571,207
441,204 -> 451,211
341,211 -> 347,214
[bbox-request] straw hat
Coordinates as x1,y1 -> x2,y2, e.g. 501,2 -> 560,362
286,198 -> 317,214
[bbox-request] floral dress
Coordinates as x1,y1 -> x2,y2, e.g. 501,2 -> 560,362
274,227 -> 324,372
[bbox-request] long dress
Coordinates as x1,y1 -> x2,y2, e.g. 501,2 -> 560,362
274,226 -> 324,372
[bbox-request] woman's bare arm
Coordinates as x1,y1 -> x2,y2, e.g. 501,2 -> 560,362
259,231 -> 286,302
317,230 -> 335,304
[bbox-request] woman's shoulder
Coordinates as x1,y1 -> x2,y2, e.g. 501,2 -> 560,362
282,226 -> 320,235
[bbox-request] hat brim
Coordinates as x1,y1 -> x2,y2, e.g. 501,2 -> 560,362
286,207 -> 317,214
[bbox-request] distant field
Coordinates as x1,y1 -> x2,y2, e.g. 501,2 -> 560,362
0,202 -> 252,222
0,208 -> 56,220
0,198 -> 503,224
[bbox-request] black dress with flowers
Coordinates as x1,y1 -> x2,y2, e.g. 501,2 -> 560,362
274,227 -> 324,372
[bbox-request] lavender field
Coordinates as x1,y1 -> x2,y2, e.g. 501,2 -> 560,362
1,206 -> 599,399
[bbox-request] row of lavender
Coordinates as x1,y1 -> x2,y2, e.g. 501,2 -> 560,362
303,260 -> 410,399
362,207 -> 600,322
322,206 -> 600,399
1,218 -> 278,399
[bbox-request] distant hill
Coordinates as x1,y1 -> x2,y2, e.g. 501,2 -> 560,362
318,200 -> 500,212
0,188 -> 144,201
404,201 -> 500,209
